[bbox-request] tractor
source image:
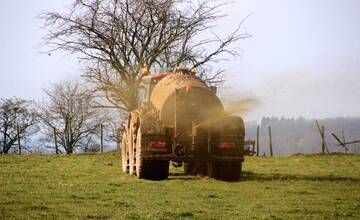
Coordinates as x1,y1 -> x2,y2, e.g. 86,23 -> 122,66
121,68 -> 245,180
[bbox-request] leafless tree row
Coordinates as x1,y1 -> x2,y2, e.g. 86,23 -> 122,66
1,80 -> 115,154
36,80 -> 110,154
0,99 -> 38,154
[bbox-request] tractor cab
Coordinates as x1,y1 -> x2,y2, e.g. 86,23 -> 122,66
139,68 -> 195,105
139,72 -> 169,105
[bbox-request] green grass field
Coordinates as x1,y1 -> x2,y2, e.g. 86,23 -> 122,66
0,152 -> 359,220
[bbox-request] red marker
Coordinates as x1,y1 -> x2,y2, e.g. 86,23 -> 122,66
186,84 -> 192,92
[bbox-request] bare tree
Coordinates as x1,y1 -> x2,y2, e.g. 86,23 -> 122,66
41,0 -> 250,112
0,98 -> 38,154
37,80 -> 108,154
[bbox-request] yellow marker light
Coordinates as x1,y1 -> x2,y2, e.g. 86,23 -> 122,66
191,68 -> 196,74
142,67 -> 149,75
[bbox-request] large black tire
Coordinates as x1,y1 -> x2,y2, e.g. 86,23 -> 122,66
208,161 -> 242,181
135,129 -> 169,180
121,131 -> 129,173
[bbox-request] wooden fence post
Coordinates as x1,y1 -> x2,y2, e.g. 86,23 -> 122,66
256,125 -> 260,156
316,120 -> 329,154
321,126 -> 325,154
342,130 -> 348,153
268,126 -> 273,156
100,124 -> 104,153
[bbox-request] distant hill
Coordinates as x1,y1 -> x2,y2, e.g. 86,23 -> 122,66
246,117 -> 360,155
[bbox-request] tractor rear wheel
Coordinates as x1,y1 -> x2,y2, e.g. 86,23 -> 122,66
121,131 -> 129,173
208,161 -> 242,181
129,126 -> 136,175
135,129 -> 169,180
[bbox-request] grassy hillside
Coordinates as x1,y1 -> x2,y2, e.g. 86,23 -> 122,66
0,152 -> 359,219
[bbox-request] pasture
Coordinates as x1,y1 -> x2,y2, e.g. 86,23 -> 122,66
0,152 -> 359,219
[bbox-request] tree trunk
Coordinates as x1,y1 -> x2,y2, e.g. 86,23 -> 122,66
128,89 -> 139,112
3,132 -> 7,154
3,148 -> 9,154
66,146 -> 73,154
17,124 -> 21,155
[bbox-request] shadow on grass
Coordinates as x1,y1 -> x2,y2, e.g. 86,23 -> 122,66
241,171 -> 360,183
167,172 -> 203,181
167,171 -> 360,183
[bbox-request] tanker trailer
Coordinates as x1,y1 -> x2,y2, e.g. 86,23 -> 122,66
121,68 -> 245,180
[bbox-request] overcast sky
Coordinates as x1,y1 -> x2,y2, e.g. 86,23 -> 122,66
1,0 -> 359,121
